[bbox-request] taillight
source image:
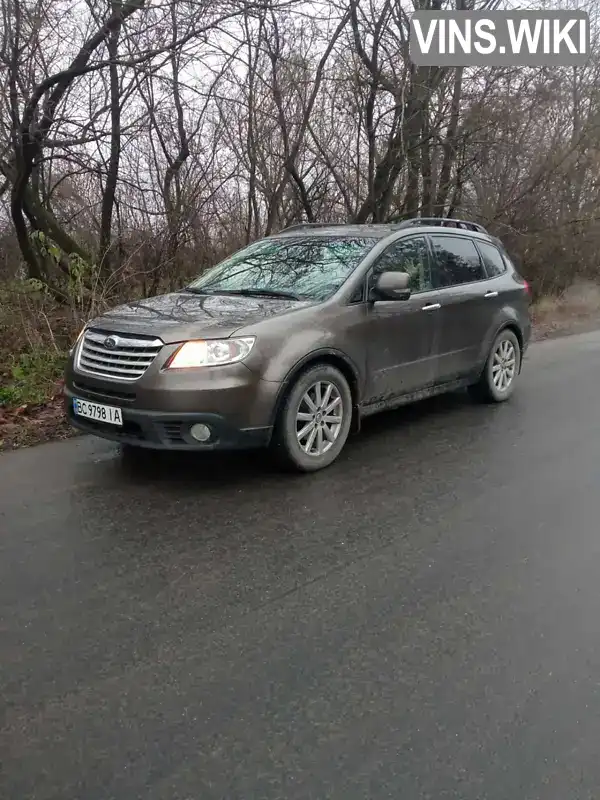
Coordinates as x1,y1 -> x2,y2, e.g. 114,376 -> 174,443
523,279 -> 531,295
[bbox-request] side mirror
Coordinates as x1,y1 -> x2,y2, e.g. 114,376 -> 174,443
371,270 -> 411,301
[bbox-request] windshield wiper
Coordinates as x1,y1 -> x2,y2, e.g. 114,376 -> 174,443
184,287 -> 214,295
194,287 -> 301,301
234,288 -> 302,300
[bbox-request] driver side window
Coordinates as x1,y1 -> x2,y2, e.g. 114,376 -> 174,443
372,236 -> 432,294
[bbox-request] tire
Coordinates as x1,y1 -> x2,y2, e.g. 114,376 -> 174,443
271,364 -> 353,473
469,328 -> 521,403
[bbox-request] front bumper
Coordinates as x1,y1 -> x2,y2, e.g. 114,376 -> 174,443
64,357 -> 280,451
65,398 -> 271,451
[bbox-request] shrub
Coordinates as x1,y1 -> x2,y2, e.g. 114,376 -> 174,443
0,349 -> 66,408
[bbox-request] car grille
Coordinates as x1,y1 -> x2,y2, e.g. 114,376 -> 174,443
77,329 -> 163,381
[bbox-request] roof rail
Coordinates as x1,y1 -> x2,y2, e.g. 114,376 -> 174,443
390,217 -> 488,234
281,218 -> 489,235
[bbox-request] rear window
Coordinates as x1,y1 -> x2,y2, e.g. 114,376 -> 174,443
476,241 -> 508,278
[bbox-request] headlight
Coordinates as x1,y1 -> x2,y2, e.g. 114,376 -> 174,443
166,337 -> 255,369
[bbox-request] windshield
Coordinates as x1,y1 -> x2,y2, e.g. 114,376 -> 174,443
186,236 -> 378,301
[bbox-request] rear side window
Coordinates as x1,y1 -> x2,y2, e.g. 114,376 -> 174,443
477,241 -> 507,278
430,235 -> 485,288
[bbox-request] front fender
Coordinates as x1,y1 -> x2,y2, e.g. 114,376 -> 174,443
265,343 -> 364,430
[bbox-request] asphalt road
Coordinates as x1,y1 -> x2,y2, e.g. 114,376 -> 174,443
2,331 -> 600,800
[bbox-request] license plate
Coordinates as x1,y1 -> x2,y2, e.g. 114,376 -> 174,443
73,398 -> 123,427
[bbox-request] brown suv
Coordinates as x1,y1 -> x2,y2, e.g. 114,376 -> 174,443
65,217 -> 531,472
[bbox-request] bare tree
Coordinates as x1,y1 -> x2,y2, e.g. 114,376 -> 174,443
1,0 -> 600,309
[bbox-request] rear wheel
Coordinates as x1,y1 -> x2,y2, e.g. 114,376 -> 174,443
271,364 -> 353,473
469,329 -> 521,403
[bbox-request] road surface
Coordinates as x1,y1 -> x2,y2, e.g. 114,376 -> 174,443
2,331 -> 600,800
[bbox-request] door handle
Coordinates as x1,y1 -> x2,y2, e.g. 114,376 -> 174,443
422,303 -> 441,311
484,291 -> 499,298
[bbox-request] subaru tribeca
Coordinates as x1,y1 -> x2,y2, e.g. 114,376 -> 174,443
65,218 -> 531,472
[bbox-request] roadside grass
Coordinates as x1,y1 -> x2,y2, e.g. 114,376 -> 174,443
0,286 -> 77,450
531,281 -> 600,339
0,347 -> 72,451
0,349 -> 67,408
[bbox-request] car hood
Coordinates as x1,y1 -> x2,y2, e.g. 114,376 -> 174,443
86,291 -> 312,343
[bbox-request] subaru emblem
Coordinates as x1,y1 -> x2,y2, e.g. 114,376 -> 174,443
104,335 -> 118,350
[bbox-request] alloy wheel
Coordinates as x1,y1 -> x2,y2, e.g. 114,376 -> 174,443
295,380 -> 344,456
492,338 -> 517,392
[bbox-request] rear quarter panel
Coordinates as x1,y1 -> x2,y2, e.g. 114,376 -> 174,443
474,273 -> 531,371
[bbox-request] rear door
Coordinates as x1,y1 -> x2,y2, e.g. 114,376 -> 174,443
428,233 -> 494,383
473,236 -> 511,318
364,234 -> 442,404
474,238 -> 532,353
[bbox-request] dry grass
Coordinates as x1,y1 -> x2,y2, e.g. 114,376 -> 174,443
532,281 -> 600,340
0,386 -> 77,451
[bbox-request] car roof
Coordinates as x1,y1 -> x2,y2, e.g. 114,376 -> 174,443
273,224 -> 395,240
271,222 -> 502,246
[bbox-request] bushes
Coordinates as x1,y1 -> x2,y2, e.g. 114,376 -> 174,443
0,349 -> 66,408
0,291 -> 71,450
0,282 -> 75,411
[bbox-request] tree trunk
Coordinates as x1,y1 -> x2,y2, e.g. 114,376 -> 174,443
99,17 -> 123,275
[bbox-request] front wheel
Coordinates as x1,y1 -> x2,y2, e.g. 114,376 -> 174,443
271,364 -> 353,473
469,329 -> 521,403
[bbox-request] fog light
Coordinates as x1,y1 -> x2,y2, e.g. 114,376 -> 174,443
190,423 -> 211,443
